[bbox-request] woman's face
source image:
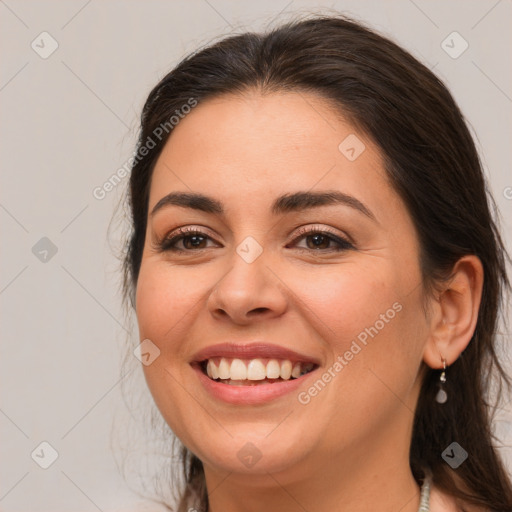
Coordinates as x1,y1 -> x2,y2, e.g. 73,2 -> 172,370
135,91 -> 432,480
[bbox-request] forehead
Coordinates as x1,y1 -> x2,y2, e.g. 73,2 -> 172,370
148,91 -> 396,220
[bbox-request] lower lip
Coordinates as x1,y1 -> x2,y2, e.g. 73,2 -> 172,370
192,365 -> 316,405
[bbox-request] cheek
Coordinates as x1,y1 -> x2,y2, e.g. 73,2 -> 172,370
134,262 -> 208,354
294,265 -> 401,350
134,263 -> 210,439
297,266 -> 426,418
294,261 -> 427,395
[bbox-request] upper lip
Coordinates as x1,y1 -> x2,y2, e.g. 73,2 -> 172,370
191,342 -> 321,365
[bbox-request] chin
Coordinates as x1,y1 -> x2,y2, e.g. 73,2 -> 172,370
179,419 -> 319,478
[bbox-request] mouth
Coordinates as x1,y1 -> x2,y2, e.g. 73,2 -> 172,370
190,342 -> 320,403
199,357 -> 317,386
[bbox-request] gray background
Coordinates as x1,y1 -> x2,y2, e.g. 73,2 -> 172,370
1,1 -> 511,510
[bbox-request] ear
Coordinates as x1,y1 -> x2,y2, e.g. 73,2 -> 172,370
423,255 -> 484,369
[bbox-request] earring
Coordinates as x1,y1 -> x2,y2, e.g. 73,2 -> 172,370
435,358 -> 448,404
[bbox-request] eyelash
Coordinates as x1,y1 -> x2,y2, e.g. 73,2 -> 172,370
157,225 -> 354,253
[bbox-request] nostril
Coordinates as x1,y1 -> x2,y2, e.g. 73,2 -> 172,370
248,307 -> 270,315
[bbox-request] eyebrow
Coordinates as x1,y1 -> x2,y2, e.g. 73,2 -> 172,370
150,190 -> 376,221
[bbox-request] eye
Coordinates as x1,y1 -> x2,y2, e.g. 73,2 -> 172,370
156,225 -> 354,253
158,227 -> 219,252
288,226 -> 354,252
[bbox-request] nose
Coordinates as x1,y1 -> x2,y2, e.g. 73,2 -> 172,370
207,249 -> 288,325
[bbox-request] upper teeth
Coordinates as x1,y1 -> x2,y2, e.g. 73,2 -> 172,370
206,358 -> 314,381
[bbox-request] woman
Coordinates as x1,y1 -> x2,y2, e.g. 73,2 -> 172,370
122,15 -> 512,512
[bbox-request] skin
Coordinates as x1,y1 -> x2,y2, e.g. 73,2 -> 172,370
135,91 -> 483,512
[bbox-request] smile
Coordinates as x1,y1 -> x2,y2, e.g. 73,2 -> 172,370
201,357 -> 316,385
190,342 -> 321,404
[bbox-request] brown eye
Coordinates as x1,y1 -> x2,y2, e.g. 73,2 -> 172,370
159,228 -> 218,252
306,233 -> 331,250
290,229 -> 354,252
181,234 -> 208,249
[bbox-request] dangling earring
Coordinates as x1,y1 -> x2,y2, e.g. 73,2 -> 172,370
435,358 -> 448,404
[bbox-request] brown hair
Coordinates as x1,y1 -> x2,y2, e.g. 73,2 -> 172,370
123,15 -> 512,511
